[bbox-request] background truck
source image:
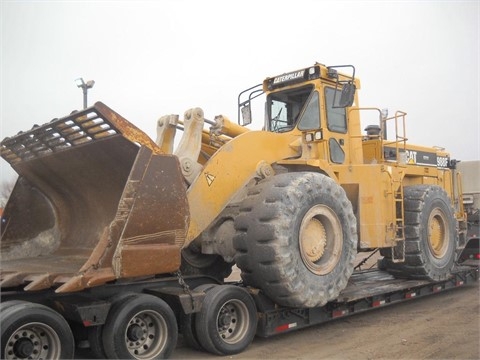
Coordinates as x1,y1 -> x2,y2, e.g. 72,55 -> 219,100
0,62 -> 473,359
457,160 -> 480,262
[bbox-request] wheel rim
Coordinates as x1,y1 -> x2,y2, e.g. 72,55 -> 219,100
299,204 -> 343,275
124,310 -> 168,359
216,299 -> 250,345
4,322 -> 61,360
428,208 -> 449,258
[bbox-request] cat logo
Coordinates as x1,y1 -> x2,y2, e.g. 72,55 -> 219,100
405,150 -> 417,164
273,70 -> 304,84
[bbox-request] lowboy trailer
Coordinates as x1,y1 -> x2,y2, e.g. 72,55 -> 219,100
2,264 -> 477,359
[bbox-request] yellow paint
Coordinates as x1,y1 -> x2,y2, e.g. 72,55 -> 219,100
184,63 -> 463,251
185,130 -> 300,244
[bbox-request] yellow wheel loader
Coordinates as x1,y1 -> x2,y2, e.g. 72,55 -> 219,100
172,63 -> 467,307
0,62 -> 472,359
1,63 -> 466,311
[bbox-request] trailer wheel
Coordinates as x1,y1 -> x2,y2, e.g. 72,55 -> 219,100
234,172 -> 357,307
1,302 -> 74,360
381,185 -> 457,280
195,285 -> 257,355
0,300 -> 29,313
180,284 -> 217,351
88,292 -> 138,359
87,325 -> 106,359
180,314 -> 202,351
102,293 -> 177,359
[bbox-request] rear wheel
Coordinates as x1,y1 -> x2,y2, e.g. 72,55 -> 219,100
0,300 -> 29,313
87,325 -> 106,359
195,285 -> 257,355
382,185 -> 457,280
88,292 -> 138,359
179,284 -> 217,351
102,294 -> 177,359
0,302 -> 74,359
234,172 -> 357,307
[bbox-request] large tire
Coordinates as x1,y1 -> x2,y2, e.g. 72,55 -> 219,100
1,302 -> 75,359
234,172 -> 357,308
102,294 -> 177,359
195,285 -> 257,355
381,185 -> 457,280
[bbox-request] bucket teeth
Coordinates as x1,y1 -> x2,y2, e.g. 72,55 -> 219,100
24,273 -> 62,291
0,271 -> 72,291
0,272 -> 28,288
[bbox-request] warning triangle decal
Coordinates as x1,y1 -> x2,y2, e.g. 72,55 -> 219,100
205,172 -> 215,186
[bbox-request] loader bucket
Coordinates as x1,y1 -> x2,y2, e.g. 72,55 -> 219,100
0,102 -> 189,293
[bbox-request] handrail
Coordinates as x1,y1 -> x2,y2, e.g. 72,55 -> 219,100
456,170 -> 466,220
348,107 -> 408,165
381,110 -> 408,165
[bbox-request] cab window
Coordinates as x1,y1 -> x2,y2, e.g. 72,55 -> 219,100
267,86 -> 313,133
325,87 -> 347,133
298,91 -> 320,130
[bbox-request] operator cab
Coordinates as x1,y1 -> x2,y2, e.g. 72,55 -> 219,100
265,84 -> 351,134
238,64 -> 356,135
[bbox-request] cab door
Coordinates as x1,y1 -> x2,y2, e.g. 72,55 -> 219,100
323,86 -> 348,165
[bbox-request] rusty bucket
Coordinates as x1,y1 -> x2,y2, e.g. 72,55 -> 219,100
0,102 -> 189,293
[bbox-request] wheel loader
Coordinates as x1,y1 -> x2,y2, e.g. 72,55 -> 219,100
1,62 -> 467,312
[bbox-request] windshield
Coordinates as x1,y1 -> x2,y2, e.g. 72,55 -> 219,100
267,85 -> 314,132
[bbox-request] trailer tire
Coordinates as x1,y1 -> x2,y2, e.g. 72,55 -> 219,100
179,284 -> 217,351
88,292 -> 138,359
195,285 -> 257,355
0,300 -> 29,313
87,325 -> 106,359
102,293 -> 177,359
381,185 -> 457,281
234,172 -> 357,307
180,314 -> 202,351
1,302 -> 74,360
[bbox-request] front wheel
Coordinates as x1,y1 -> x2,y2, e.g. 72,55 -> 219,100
234,172 -> 357,307
0,302 -> 74,360
195,285 -> 257,356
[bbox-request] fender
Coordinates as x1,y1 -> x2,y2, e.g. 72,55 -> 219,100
185,130 -> 300,245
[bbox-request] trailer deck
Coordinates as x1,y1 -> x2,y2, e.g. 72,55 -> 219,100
251,265 -> 479,337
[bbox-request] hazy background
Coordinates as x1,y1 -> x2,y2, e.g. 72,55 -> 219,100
1,0 -> 479,183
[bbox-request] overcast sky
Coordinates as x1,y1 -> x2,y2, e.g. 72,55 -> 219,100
1,0 -> 479,182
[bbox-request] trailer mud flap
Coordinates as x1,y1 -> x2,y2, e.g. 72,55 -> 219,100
0,102 -> 189,292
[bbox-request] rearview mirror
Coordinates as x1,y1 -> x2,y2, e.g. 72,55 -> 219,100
241,104 -> 252,126
338,83 -> 356,108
